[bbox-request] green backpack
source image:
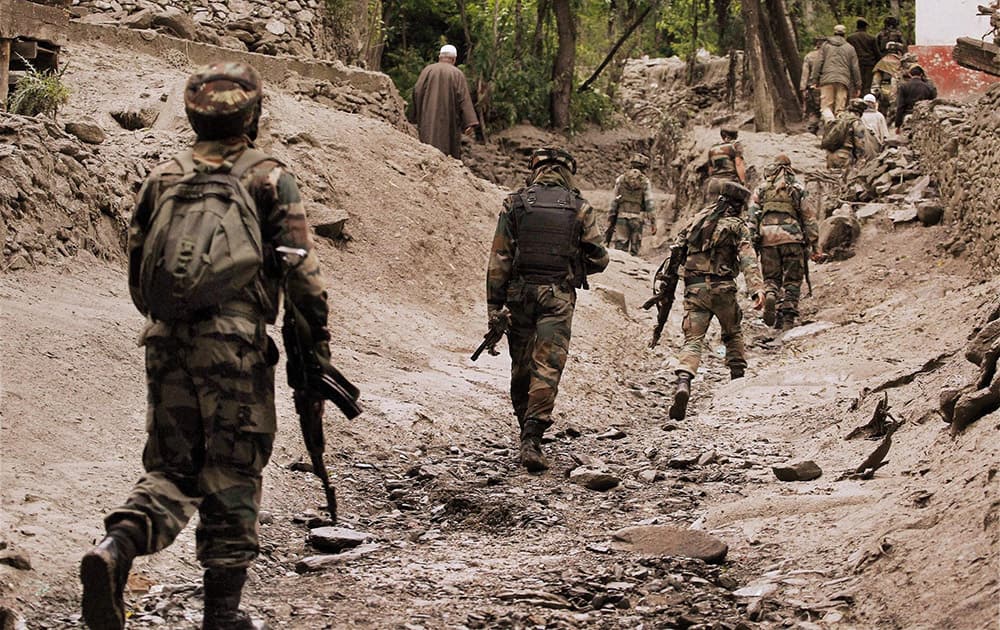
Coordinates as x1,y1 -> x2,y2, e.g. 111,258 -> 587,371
820,117 -> 852,151
137,148 -> 272,321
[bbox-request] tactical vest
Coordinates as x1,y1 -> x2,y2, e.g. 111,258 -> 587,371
513,184 -> 583,285
761,178 -> 797,216
708,142 -> 738,175
616,169 -> 646,217
683,208 -> 741,279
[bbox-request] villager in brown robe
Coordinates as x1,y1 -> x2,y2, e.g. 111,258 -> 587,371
411,45 -> 479,159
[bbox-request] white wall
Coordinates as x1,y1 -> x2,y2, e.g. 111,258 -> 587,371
916,0 -> 994,46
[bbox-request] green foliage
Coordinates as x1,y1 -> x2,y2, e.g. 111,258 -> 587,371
570,86 -> 614,131
487,55 -> 552,128
8,58 -> 70,119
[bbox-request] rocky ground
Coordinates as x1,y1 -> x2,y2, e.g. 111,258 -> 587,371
1,36 -> 998,630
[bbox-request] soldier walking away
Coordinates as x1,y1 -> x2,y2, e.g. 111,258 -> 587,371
800,37 -> 826,134
667,182 -> 764,421
410,44 -> 480,159
608,153 -> 657,255
822,99 -> 869,170
870,41 -> 906,118
80,63 -> 333,630
847,18 -> 880,103
748,155 -> 820,331
704,127 -> 746,202
486,148 -> 609,471
810,24 -> 862,123
876,16 -> 906,56
894,65 -> 938,134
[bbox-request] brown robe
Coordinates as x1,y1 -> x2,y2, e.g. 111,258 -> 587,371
411,62 -> 478,159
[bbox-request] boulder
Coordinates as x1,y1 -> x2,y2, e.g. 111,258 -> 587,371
151,7 -> 199,40
110,107 -> 159,130
64,119 -> 106,145
772,460 -> 822,481
569,467 -> 620,491
610,525 -> 728,563
121,8 -> 154,29
310,205 -> 350,240
818,214 -> 861,261
308,527 -> 373,553
917,202 -> 944,226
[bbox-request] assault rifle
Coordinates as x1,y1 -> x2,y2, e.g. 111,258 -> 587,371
279,247 -> 362,524
472,308 -> 510,361
641,243 -> 686,349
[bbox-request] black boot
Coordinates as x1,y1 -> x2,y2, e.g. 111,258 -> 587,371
730,366 -> 745,380
203,567 -> 266,630
762,292 -> 777,327
81,519 -> 145,630
519,419 -> 550,472
669,372 -> 692,420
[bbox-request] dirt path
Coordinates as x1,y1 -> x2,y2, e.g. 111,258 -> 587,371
1,39 -> 997,630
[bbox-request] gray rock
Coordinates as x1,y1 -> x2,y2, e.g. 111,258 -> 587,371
309,205 -> 350,240
110,107 -> 159,130
308,526 -> 373,553
122,8 -> 154,28
295,542 -> 380,572
151,7 -> 199,40
64,119 -> 106,144
0,550 -> 31,571
569,467 -> 620,491
772,460 -> 822,481
890,204 -> 919,224
667,454 -> 699,469
610,525 -> 728,563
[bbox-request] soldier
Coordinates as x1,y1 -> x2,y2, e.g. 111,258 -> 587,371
823,99 -> 869,170
847,18 -> 880,101
704,127 -> 746,202
80,63 -> 331,630
608,153 -> 656,255
894,65 -> 937,133
748,154 -> 819,330
667,182 -> 764,421
800,37 -> 826,134
871,41 -> 905,117
876,16 -> 906,56
486,148 -> 609,471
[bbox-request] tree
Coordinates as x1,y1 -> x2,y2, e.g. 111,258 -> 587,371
550,0 -> 576,129
743,0 -> 802,132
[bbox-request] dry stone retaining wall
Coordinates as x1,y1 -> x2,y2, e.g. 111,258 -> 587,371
909,85 -> 1000,276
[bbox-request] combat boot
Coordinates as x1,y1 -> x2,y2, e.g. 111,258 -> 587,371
203,567 -> 267,630
519,419 -> 550,472
730,366 -> 745,380
80,519 -> 145,630
669,372 -> 692,420
762,292 -> 777,327
779,313 -> 797,331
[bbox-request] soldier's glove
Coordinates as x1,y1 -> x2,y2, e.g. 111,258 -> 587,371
488,306 -> 511,330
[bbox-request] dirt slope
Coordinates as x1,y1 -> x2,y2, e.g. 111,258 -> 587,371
1,41 -> 998,630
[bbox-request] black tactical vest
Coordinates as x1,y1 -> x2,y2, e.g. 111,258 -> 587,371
512,184 -> 583,285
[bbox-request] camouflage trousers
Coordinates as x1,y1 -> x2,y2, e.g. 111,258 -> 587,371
105,315 -> 276,570
760,243 -> 806,320
826,148 -> 853,170
704,175 -> 739,203
612,216 -> 644,256
675,279 -> 746,376
506,282 -> 576,432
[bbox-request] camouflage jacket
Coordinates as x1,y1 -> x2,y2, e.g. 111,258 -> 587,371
707,141 -> 743,177
129,137 -> 330,339
748,170 -> 817,248
487,167 -> 609,309
609,169 -> 654,221
674,204 -> 762,296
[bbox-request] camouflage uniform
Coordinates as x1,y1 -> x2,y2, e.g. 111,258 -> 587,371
748,165 -> 817,326
705,137 -> 745,202
674,194 -> 763,378
826,108 -> 868,170
609,167 -> 654,255
83,63 -> 330,630
871,49 -> 904,117
487,154 -> 608,469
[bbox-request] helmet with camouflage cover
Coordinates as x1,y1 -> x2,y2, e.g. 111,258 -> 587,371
848,98 -> 867,114
773,153 -> 791,166
529,147 -> 577,174
719,181 -> 751,205
720,126 -> 739,140
184,62 -> 263,141
629,153 -> 650,169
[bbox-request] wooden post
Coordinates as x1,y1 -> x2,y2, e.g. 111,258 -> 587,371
0,38 -> 11,111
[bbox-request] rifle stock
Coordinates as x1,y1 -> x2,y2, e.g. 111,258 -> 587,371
645,244 -> 686,349
471,310 -> 509,361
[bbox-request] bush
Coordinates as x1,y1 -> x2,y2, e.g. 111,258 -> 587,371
570,86 -> 614,132
9,59 -> 70,119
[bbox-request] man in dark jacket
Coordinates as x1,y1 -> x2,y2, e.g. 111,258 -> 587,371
486,148 -> 609,471
894,65 -> 937,132
847,18 -> 880,102
877,16 -> 906,56
810,24 -> 862,122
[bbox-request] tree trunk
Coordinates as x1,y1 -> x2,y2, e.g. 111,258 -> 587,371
455,0 -> 474,59
550,0 -> 576,130
533,0 -> 550,57
714,0 -> 732,47
890,0 -> 900,19
765,0 -> 800,89
742,0 -> 801,131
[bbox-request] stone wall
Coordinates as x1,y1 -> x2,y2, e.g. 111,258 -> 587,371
909,85 -> 1000,276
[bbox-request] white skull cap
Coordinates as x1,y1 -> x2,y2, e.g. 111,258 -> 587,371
440,44 -> 458,57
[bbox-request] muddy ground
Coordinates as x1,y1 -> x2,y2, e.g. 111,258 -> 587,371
1,38 -> 998,630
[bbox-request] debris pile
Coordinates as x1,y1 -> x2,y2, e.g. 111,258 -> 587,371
72,0 -> 331,59
909,84 -> 1000,275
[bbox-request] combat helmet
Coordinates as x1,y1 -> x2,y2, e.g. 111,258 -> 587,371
529,147 -> 577,174
629,153 -> 650,169
719,181 -> 751,205
773,153 -> 792,167
848,98 -> 867,114
184,62 -> 263,141
720,126 -> 739,140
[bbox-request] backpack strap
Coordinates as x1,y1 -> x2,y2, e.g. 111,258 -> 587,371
174,150 -> 197,175
229,148 -> 281,179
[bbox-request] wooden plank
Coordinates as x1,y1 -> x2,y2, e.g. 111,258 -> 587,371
12,39 -> 37,60
0,39 -> 11,111
953,37 -> 1000,78
0,0 -> 68,45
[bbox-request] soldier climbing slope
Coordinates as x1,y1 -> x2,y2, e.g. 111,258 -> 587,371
666,182 -> 764,421
607,153 -> 656,255
748,154 -> 820,331
704,127 -> 747,202
486,148 -> 609,472
80,62 -> 332,630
